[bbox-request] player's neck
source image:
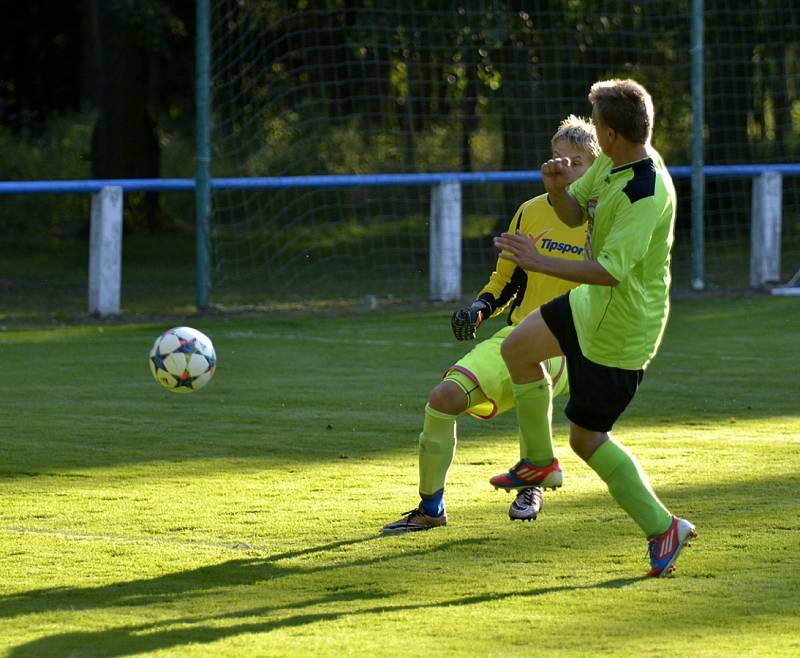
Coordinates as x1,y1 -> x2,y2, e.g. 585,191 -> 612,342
606,142 -> 649,168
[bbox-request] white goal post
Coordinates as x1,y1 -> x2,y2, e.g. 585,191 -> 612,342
750,171 -> 783,289
429,180 -> 462,302
88,185 -> 122,316
749,171 -> 800,296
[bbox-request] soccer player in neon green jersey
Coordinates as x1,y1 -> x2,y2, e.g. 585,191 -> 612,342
381,115 -> 600,534
491,79 -> 697,577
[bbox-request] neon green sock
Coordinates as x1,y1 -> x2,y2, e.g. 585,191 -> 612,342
418,403 -> 457,497
587,436 -> 673,536
511,379 -> 554,466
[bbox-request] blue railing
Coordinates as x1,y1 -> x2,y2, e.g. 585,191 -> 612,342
1,165 -> 798,314
3,163 -> 800,195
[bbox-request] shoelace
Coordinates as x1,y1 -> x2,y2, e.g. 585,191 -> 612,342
510,460 -> 526,473
401,508 -> 423,520
512,488 -> 535,509
519,489 -> 534,506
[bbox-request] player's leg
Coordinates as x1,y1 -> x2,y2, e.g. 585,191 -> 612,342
381,371 -> 486,534
500,307 -> 562,383
502,310 -> 560,468
571,423 -> 672,537
417,377 -> 475,516
564,357 -> 673,536
450,325 -> 549,520
490,302 -> 565,491
460,327 -> 558,519
565,355 -> 696,576
579,425 -> 696,576
382,325 -> 560,532
506,355 -> 566,520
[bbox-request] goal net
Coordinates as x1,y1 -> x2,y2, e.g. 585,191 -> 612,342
208,1 -> 800,307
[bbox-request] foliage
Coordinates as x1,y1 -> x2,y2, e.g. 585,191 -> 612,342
0,110 -> 197,239
212,0 -> 800,177
0,113 -> 93,238
2,1 -> 800,239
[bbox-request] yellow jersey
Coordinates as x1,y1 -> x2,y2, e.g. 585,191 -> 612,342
478,193 -> 588,325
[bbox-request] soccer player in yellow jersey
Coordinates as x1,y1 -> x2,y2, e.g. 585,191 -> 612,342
381,116 -> 600,533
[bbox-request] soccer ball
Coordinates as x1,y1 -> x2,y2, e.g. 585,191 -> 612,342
149,326 -> 216,393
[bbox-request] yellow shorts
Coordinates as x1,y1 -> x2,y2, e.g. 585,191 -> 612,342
444,324 -> 569,420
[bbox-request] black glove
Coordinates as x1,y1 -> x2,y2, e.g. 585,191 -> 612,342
451,299 -> 491,341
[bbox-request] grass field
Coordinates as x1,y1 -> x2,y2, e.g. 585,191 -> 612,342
0,295 -> 799,657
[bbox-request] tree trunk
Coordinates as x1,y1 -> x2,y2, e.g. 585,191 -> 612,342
89,0 -> 160,231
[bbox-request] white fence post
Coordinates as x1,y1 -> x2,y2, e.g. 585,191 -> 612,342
429,180 -> 462,302
89,186 -> 123,316
750,171 -> 782,288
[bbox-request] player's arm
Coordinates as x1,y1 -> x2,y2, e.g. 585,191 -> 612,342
451,257 -> 521,341
494,230 -> 619,286
452,207 -> 526,341
451,297 -> 493,341
542,157 -> 584,228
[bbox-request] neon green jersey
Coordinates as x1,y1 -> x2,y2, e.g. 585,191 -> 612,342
567,149 -> 677,369
479,193 -> 587,326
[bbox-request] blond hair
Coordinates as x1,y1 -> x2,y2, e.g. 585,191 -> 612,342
551,114 -> 600,159
588,78 -> 654,144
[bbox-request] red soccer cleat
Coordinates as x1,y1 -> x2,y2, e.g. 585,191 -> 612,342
490,458 -> 563,491
646,516 -> 698,577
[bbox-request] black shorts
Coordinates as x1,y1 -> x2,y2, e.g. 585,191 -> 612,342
540,292 -> 643,432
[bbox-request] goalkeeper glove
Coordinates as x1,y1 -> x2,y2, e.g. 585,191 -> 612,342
451,299 -> 492,341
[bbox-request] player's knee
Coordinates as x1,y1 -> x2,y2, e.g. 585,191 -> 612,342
569,432 -> 587,455
569,427 -> 607,462
501,333 -> 539,381
499,333 -> 519,365
428,381 -> 467,415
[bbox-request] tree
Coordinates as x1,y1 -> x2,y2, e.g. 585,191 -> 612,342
0,1 -> 85,130
88,0 -> 192,231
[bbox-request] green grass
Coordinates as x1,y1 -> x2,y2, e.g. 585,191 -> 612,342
0,296 -> 798,656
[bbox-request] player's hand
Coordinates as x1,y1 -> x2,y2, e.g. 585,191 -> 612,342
494,230 -> 548,272
451,299 -> 491,341
541,157 -> 573,194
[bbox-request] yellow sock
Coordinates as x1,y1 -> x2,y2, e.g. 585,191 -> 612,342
511,379 -> 554,465
418,403 -> 457,496
588,436 -> 672,536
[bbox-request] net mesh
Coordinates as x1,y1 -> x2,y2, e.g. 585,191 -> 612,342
702,1 -> 800,290
209,0 -> 800,306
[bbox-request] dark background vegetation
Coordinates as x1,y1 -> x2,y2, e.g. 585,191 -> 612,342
0,1 -> 798,313
3,1 -> 799,231
0,0 -> 195,237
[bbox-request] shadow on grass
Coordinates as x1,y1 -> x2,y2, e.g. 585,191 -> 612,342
0,535 -> 488,619
4,472 -> 800,655
5,575 -> 644,657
